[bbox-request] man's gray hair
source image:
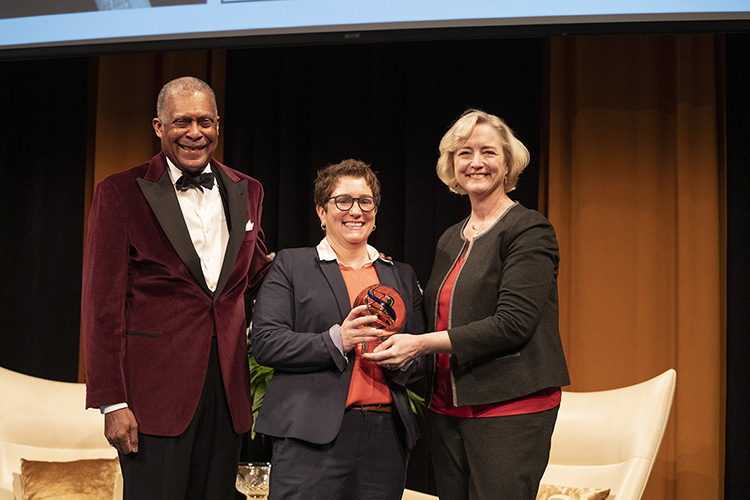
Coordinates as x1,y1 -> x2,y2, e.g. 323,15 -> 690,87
156,76 -> 217,122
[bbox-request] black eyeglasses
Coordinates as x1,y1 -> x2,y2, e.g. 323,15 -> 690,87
327,195 -> 378,212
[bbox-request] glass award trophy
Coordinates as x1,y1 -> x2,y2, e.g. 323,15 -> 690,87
353,284 -> 406,352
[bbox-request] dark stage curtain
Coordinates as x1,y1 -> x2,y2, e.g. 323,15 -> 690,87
724,33 -> 750,500
223,38 -> 544,286
223,37 -> 544,494
0,57 -> 90,381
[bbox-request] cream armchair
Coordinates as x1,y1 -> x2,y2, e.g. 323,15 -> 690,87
402,488 -> 438,499
0,366 -> 120,500
540,369 -> 677,500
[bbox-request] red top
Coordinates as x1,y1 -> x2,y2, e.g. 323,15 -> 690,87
340,264 -> 392,407
430,257 -> 560,417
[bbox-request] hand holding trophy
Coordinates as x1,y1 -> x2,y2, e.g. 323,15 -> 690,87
353,284 -> 406,353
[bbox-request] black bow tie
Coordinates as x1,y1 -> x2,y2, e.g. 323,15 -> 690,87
175,171 -> 215,191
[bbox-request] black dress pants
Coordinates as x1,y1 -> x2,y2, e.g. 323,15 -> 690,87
429,406 -> 559,500
119,337 -> 242,500
268,409 -> 409,500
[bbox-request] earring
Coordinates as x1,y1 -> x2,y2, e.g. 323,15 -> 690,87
321,223 -> 326,231
372,225 -> 376,231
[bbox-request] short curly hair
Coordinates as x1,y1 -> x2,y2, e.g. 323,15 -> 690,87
436,109 -> 530,195
313,159 -> 381,210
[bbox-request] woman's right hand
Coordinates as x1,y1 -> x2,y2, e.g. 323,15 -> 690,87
340,304 -> 382,353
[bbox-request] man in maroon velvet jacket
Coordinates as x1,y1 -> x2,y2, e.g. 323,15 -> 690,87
82,76 -> 271,499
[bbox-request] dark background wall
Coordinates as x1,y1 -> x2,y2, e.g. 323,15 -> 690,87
723,33 -> 750,500
0,56 -> 90,380
222,38 -> 543,284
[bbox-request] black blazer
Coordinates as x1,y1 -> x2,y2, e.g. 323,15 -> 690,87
250,247 -> 427,449
423,203 -> 570,406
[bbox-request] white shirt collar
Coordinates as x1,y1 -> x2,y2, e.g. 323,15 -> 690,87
166,158 -> 213,187
316,238 -> 393,267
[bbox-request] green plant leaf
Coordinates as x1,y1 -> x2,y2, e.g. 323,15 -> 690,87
407,388 -> 426,416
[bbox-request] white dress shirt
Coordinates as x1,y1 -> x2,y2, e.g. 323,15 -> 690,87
167,159 -> 229,292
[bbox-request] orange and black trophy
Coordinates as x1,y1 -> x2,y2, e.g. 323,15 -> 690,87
353,284 -> 406,353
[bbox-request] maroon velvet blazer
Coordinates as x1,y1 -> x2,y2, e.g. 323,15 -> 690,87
82,153 -> 271,436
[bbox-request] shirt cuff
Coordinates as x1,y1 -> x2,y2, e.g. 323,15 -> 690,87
100,403 -> 128,415
329,324 -> 348,362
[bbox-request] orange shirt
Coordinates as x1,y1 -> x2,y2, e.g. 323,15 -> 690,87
340,264 -> 392,407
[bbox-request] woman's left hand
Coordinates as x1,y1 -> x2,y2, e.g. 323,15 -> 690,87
361,333 -> 423,370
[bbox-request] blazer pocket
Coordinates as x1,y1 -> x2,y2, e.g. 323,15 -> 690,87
461,351 -> 521,371
125,330 -> 162,339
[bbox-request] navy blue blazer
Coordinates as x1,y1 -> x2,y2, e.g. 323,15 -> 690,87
250,247 -> 427,449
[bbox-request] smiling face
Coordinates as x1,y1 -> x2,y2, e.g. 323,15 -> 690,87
152,89 -> 219,174
453,123 -> 509,200
316,176 -> 377,252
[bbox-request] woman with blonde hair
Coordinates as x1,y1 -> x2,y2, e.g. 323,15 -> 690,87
364,110 -> 569,499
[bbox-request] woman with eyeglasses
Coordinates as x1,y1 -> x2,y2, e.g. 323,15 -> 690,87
250,159 -> 426,500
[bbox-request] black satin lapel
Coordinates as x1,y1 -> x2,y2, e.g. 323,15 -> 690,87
137,172 -> 214,298
213,168 -> 232,232
213,167 -> 247,300
318,259 -> 353,320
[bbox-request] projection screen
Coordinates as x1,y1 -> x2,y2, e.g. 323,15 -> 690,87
1,0 -> 749,57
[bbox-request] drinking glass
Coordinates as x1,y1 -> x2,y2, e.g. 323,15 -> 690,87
236,462 -> 271,499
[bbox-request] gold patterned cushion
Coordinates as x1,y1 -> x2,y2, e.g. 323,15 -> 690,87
536,483 -> 611,500
20,458 -> 119,500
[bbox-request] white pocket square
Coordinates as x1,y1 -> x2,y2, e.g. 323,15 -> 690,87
245,219 -> 254,231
